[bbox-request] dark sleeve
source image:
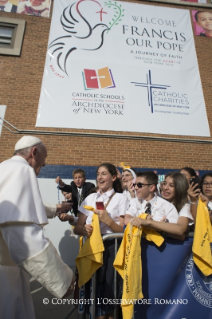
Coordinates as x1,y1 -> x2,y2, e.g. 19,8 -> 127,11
59,184 -> 73,193
83,182 -> 96,198
86,182 -> 96,191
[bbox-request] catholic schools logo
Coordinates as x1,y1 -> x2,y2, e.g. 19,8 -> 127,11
131,70 -> 170,113
185,253 -> 212,308
82,67 -> 116,90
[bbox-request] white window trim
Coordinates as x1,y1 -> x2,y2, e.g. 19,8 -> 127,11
0,17 -> 26,56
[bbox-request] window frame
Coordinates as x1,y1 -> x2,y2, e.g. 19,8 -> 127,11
0,17 -> 26,56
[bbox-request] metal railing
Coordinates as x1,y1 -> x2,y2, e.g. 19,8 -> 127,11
62,233 -> 124,319
63,232 -> 194,319
1,117 -> 212,144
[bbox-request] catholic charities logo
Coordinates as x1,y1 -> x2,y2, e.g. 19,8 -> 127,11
82,67 -> 116,90
131,70 -> 170,113
186,253 -> 212,308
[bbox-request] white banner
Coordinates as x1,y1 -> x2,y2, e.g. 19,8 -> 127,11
36,0 -> 210,137
0,105 -> 6,136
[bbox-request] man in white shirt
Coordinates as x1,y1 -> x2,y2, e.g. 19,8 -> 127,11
0,136 -> 74,319
124,171 -> 179,225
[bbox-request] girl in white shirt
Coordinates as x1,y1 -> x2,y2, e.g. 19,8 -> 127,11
74,163 -> 129,319
131,172 -> 194,239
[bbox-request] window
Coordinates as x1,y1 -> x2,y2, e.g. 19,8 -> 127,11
0,17 -> 26,56
0,26 -> 13,45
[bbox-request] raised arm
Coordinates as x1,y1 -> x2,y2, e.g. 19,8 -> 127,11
74,212 -> 93,237
187,182 -> 200,221
131,216 -> 189,237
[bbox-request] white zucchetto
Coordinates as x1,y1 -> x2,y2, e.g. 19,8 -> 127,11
15,136 -> 41,151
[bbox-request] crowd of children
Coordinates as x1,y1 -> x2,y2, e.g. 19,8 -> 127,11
54,164 -> 212,318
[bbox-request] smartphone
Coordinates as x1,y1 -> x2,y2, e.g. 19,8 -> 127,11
96,201 -> 104,210
190,177 -> 200,191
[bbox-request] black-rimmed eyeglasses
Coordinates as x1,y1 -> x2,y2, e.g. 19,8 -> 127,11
133,183 -> 152,188
203,182 -> 212,188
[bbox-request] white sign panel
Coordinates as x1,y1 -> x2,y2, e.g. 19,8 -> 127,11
36,0 -> 210,137
0,105 -> 6,136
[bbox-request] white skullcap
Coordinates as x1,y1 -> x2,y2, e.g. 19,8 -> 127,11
15,136 -> 41,151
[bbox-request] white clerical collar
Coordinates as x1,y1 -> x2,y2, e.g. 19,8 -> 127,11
96,188 -> 114,199
11,155 -> 30,165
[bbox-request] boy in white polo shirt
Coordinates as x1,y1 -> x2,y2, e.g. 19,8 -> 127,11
124,171 -> 179,225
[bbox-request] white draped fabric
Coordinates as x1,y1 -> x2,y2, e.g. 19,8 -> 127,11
0,229 -> 35,319
0,156 -> 73,319
0,264 -> 35,319
0,156 -> 48,226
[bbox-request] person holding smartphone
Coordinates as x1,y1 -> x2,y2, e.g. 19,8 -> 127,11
74,163 -> 129,319
180,167 -> 199,184
180,166 -> 201,195
180,167 -> 201,222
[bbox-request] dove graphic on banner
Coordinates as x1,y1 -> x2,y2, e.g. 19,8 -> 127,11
49,0 -> 109,75
48,0 -> 124,75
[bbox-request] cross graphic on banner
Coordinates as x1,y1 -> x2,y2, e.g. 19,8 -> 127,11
96,8 -> 107,21
131,70 -> 170,113
91,75 -> 105,88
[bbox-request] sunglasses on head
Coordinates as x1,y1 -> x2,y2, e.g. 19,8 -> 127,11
133,183 -> 152,188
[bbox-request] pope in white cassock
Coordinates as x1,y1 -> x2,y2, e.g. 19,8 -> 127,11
0,136 -> 74,319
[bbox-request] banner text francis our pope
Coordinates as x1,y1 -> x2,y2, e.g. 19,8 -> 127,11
123,16 -> 186,53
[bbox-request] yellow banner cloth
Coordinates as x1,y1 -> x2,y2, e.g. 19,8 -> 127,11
143,228 -> 165,246
113,214 -> 164,319
76,213 -> 104,287
83,205 -> 95,211
79,236 -> 83,251
192,199 -> 212,276
78,206 -> 95,252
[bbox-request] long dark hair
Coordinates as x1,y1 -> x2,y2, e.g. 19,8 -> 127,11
180,167 -> 197,178
97,163 -> 123,193
164,172 -> 188,213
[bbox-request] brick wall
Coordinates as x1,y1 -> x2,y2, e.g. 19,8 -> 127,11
0,0 -> 212,171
